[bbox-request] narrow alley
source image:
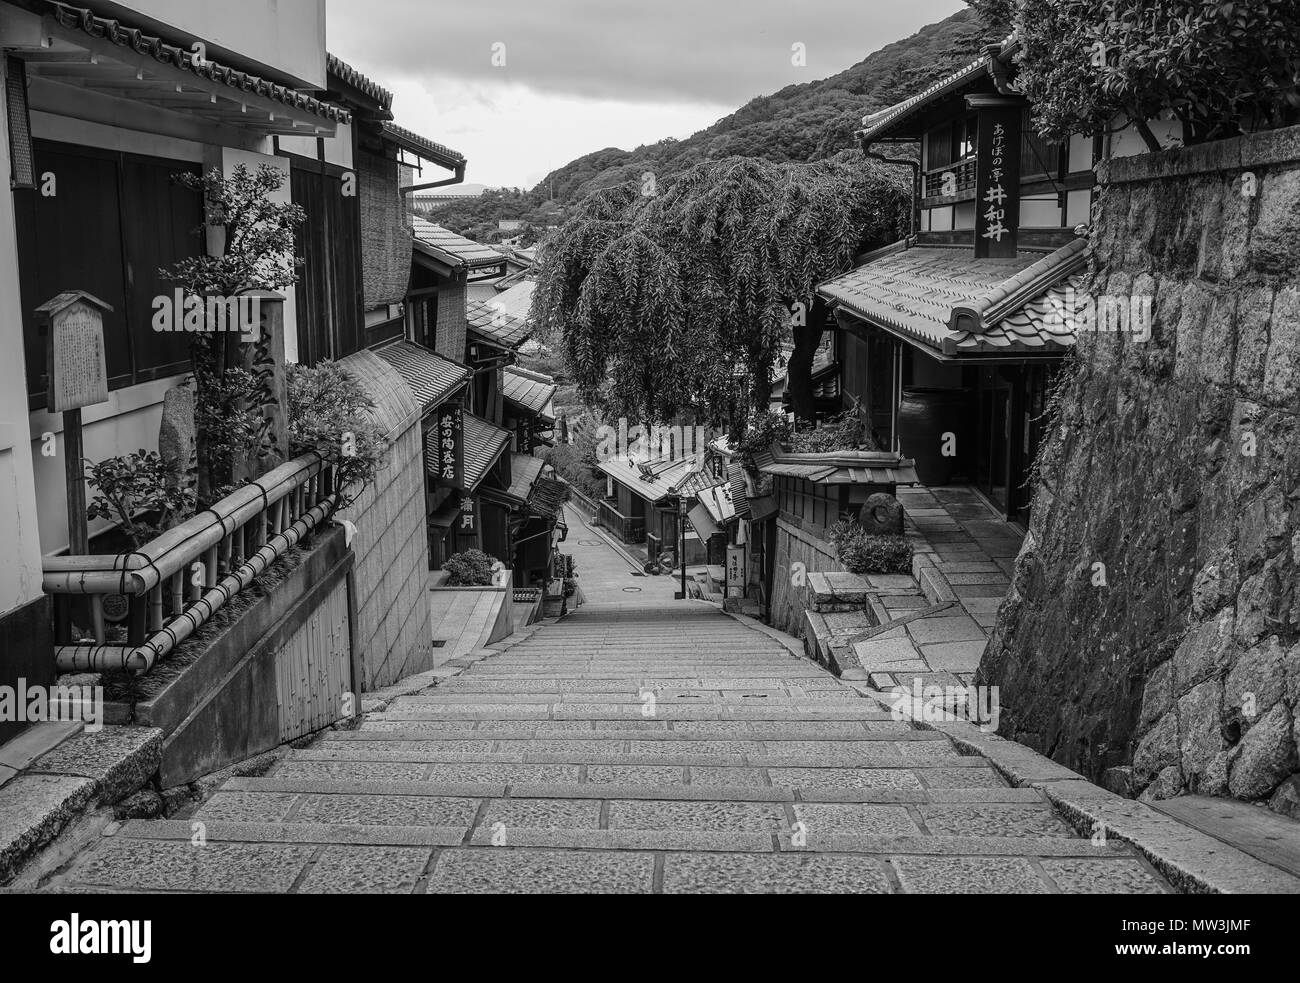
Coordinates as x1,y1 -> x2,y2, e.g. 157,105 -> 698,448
44,513 -> 1172,894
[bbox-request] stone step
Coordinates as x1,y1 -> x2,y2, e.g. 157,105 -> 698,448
221,775 -> 1043,805
60,826 -> 1164,893
189,783 -> 1083,849
465,667 -> 831,677
435,679 -> 850,692
356,706 -> 898,721
273,758 -> 1010,790
333,720 -> 910,738
387,692 -> 865,705
354,724 -> 939,741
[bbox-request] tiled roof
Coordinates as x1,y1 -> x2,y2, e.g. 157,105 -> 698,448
466,298 -> 531,349
462,413 -> 512,492
528,475 -> 567,521
817,239 -> 1088,358
425,412 -> 511,493
728,463 -> 752,520
596,453 -> 706,503
492,279 -> 536,315
753,446 -> 918,486
49,2 -> 350,124
856,37 -> 1018,144
382,121 -> 465,171
502,366 -> 556,419
412,218 -> 503,269
503,453 -> 545,503
326,53 -> 393,110
698,482 -> 737,525
375,341 -> 471,415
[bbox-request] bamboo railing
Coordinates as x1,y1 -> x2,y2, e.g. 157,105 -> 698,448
44,453 -> 339,674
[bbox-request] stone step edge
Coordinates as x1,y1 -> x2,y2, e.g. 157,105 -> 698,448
356,726 -> 939,741
291,750 -> 977,769
0,726 -> 163,886
104,819 -> 1132,858
222,776 -> 1042,804
850,686 -> 1300,895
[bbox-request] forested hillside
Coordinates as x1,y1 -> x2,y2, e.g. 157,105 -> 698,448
435,7 -> 1000,241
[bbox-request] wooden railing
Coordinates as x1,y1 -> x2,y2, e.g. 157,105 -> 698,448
44,453 -> 339,675
596,500 -> 645,544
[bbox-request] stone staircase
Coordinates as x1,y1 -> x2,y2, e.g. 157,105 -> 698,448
40,601 -> 1177,894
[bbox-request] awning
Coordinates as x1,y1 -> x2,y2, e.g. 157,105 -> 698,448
424,411 -> 511,494
412,218 -> 507,276
818,238 -> 1088,359
856,36 -> 1018,144
382,121 -> 465,172
697,482 -> 737,525
502,366 -> 556,420
502,453 -> 545,505
528,476 -> 567,522
753,445 -> 918,486
597,452 -> 707,504
467,298 -> 531,350
375,341 -> 471,416
27,3 -> 349,137
688,503 -> 720,539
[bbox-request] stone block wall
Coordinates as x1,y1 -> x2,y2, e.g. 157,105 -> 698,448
979,126 -> 1300,816
769,517 -> 843,638
338,351 -> 434,691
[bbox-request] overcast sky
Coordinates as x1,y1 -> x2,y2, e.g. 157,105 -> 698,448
327,0 -> 966,189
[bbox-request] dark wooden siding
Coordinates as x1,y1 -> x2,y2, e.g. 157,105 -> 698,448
14,141 -> 202,405
290,157 -> 364,365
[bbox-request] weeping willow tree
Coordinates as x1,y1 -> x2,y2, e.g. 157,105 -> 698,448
530,156 -> 909,433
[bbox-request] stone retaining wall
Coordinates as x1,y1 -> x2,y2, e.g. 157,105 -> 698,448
979,125 -> 1300,816
769,517 -> 843,638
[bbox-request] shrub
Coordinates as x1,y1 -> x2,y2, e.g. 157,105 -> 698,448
827,519 -> 913,575
85,451 -> 196,550
443,549 -> 497,586
1010,0 -> 1300,147
734,411 -> 792,463
287,360 -> 388,513
788,395 -> 879,453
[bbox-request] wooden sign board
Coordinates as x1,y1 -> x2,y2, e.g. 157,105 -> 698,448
38,291 -> 112,413
434,405 -> 466,489
726,544 -> 746,598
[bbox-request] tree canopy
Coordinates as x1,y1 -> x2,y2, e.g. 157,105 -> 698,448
999,0 -> 1300,147
529,156 -> 909,430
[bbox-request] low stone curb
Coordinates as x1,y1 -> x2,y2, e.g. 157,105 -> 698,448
848,686 -> 1300,894
0,726 -> 162,885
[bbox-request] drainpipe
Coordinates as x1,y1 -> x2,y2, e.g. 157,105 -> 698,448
402,161 -> 467,196
863,139 -> 920,240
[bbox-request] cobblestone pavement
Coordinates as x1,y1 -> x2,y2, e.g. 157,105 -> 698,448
45,518 -> 1174,894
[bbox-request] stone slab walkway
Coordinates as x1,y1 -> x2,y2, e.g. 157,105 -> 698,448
38,519 -> 1177,894
845,486 -> 1025,690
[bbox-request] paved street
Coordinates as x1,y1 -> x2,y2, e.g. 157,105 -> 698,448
45,518 -> 1172,894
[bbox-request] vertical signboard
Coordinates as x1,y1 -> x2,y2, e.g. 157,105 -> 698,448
434,405 -> 465,489
726,544 -> 746,599
970,96 -> 1023,259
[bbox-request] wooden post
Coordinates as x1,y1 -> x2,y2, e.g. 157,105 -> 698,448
63,407 -> 88,556
36,291 -> 113,557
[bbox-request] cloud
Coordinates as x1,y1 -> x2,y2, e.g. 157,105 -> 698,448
328,0 -> 967,106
